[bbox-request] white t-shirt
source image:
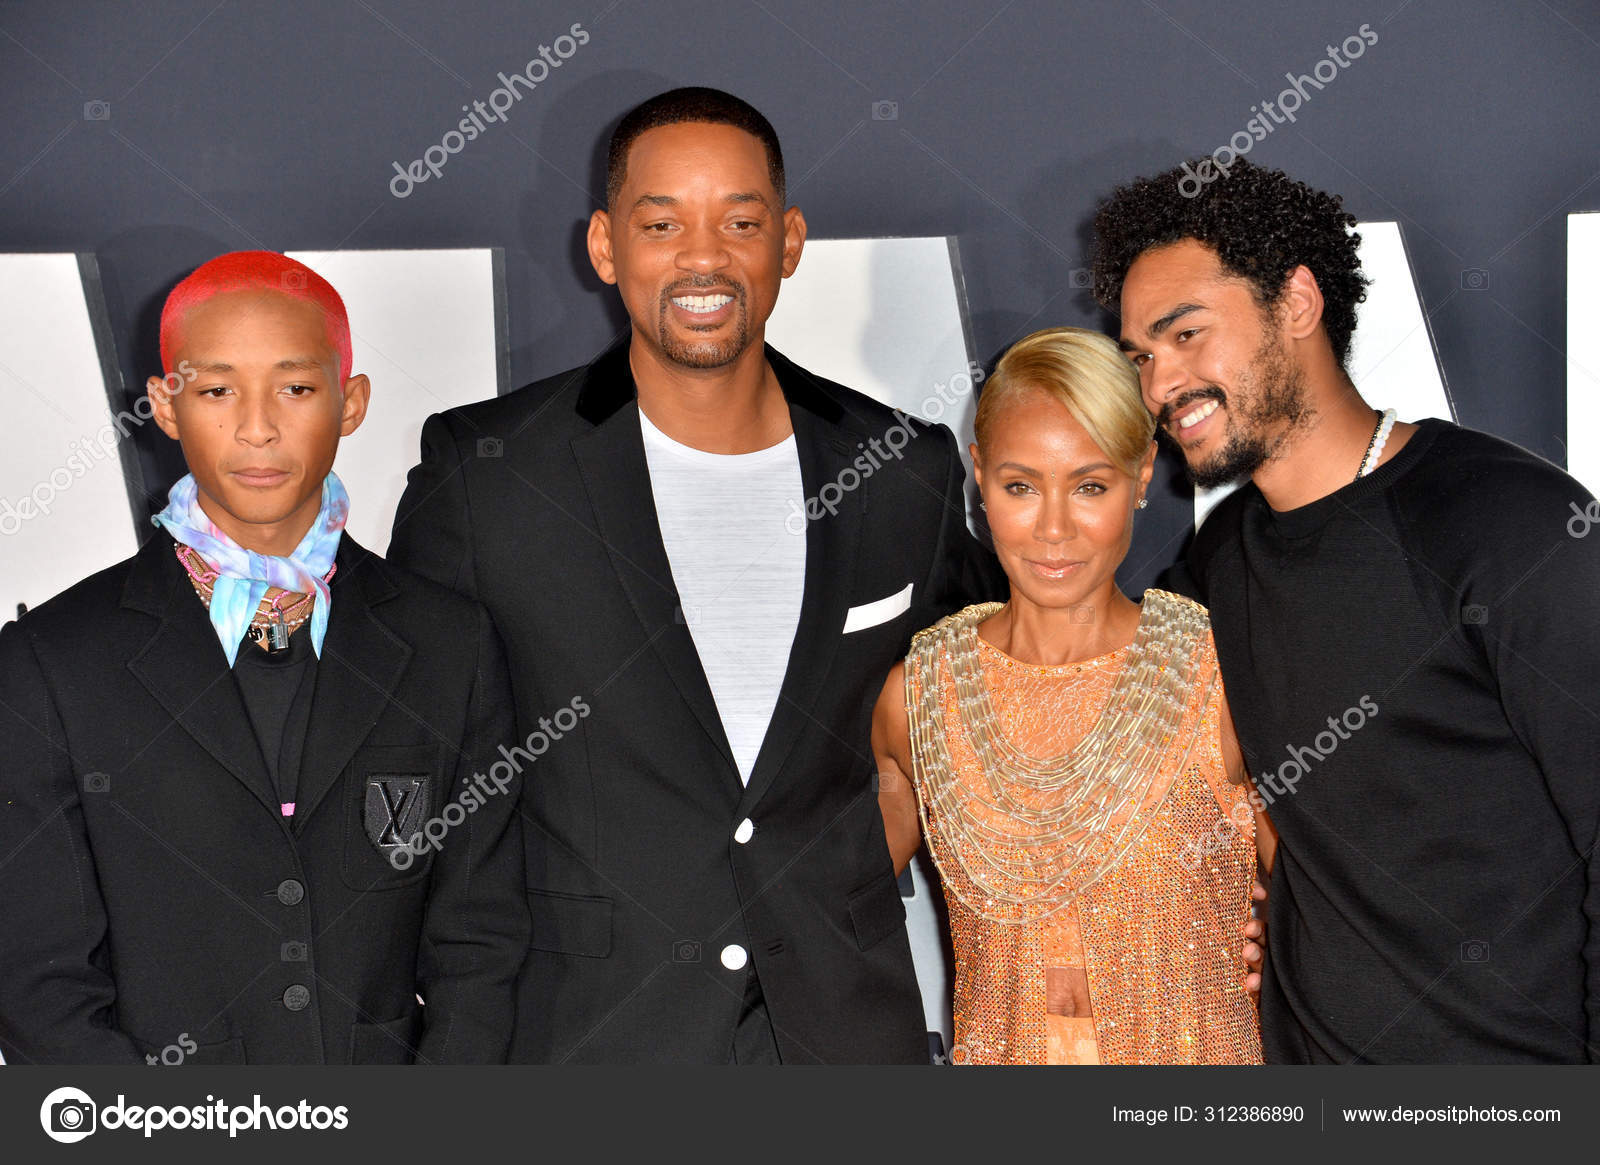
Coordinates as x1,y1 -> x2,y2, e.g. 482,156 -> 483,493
639,408 -> 807,785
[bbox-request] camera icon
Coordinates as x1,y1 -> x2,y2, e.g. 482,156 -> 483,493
1460,268 -> 1490,291
1069,604 -> 1095,625
52,1099 -> 94,1133
83,100 -> 111,121
280,269 -> 307,291
281,940 -> 307,962
41,1087 -> 98,1142
672,940 -> 702,963
476,436 -> 503,459
871,99 -> 899,121
1460,939 -> 1491,963
1068,267 -> 1093,289
83,771 -> 110,794
1461,604 -> 1489,625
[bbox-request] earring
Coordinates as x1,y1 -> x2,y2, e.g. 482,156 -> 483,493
1135,497 -> 1148,510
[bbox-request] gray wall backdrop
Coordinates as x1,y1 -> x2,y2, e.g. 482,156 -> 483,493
3,0 -> 1597,591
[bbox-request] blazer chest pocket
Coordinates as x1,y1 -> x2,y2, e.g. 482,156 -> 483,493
343,744 -> 442,891
349,1003 -> 424,1065
842,582 -> 914,636
527,888 -> 613,958
846,873 -> 907,952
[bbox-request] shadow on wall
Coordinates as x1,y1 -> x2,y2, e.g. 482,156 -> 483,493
99,225 -> 240,540
959,137 -> 1202,595
513,69 -> 672,384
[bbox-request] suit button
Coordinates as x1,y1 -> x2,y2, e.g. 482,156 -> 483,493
733,818 -> 755,845
720,944 -> 748,971
282,984 -> 311,1011
276,879 -> 304,906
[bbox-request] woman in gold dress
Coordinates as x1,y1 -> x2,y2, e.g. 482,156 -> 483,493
873,326 -> 1275,1065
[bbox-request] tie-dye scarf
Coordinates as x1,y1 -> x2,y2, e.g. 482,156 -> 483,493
152,472 -> 349,666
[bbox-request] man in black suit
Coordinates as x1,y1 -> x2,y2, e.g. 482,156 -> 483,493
389,87 -> 1003,1063
0,251 -> 527,1064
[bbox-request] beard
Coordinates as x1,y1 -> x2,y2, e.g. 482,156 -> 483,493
1161,333 -> 1311,490
655,276 -> 751,369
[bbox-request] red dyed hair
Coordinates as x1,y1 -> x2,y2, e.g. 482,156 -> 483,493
159,250 -> 353,382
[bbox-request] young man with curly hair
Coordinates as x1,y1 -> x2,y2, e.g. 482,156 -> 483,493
1093,159 -> 1600,1064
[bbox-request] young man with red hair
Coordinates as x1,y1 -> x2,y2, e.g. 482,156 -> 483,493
0,251 -> 529,1065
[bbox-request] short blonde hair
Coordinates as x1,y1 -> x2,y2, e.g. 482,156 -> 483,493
974,326 -> 1154,477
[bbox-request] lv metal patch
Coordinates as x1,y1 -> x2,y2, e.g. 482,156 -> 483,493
364,776 -> 429,854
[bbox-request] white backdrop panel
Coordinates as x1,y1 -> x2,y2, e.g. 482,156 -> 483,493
0,253 -> 139,616
768,236 -> 980,485
287,249 -> 503,554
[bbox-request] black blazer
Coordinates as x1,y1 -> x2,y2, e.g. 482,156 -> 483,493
389,339 -> 1004,1063
0,531 -> 528,1065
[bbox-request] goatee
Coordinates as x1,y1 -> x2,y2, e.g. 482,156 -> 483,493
1176,337 -> 1310,489
657,278 -> 751,369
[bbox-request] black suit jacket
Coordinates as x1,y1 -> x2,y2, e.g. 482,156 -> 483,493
0,531 -> 528,1064
389,339 -> 1004,1063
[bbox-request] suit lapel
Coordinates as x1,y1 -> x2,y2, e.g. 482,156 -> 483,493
293,535 -> 412,828
737,377 -> 866,812
568,340 -> 876,805
126,533 -> 413,827
125,535 -> 279,817
570,349 -> 741,784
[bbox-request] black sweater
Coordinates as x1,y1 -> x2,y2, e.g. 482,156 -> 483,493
1190,418 -> 1600,1063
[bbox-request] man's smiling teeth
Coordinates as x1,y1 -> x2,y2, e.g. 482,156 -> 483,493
1177,399 -> 1220,429
672,294 -> 732,313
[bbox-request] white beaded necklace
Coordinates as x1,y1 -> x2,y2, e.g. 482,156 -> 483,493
1357,408 -> 1398,479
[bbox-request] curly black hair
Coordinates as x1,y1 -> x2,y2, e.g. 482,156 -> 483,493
1090,158 -> 1369,367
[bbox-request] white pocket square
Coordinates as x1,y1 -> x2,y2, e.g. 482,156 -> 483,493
843,582 -> 914,634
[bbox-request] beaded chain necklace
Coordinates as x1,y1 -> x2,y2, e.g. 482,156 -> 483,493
175,543 -> 335,652
905,588 -> 1216,923
1356,408 -> 1398,479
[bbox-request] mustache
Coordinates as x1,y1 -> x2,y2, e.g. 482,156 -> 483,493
1157,386 -> 1226,431
661,276 -> 745,301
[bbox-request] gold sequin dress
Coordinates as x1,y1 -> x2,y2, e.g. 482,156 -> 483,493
906,592 -> 1262,1065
